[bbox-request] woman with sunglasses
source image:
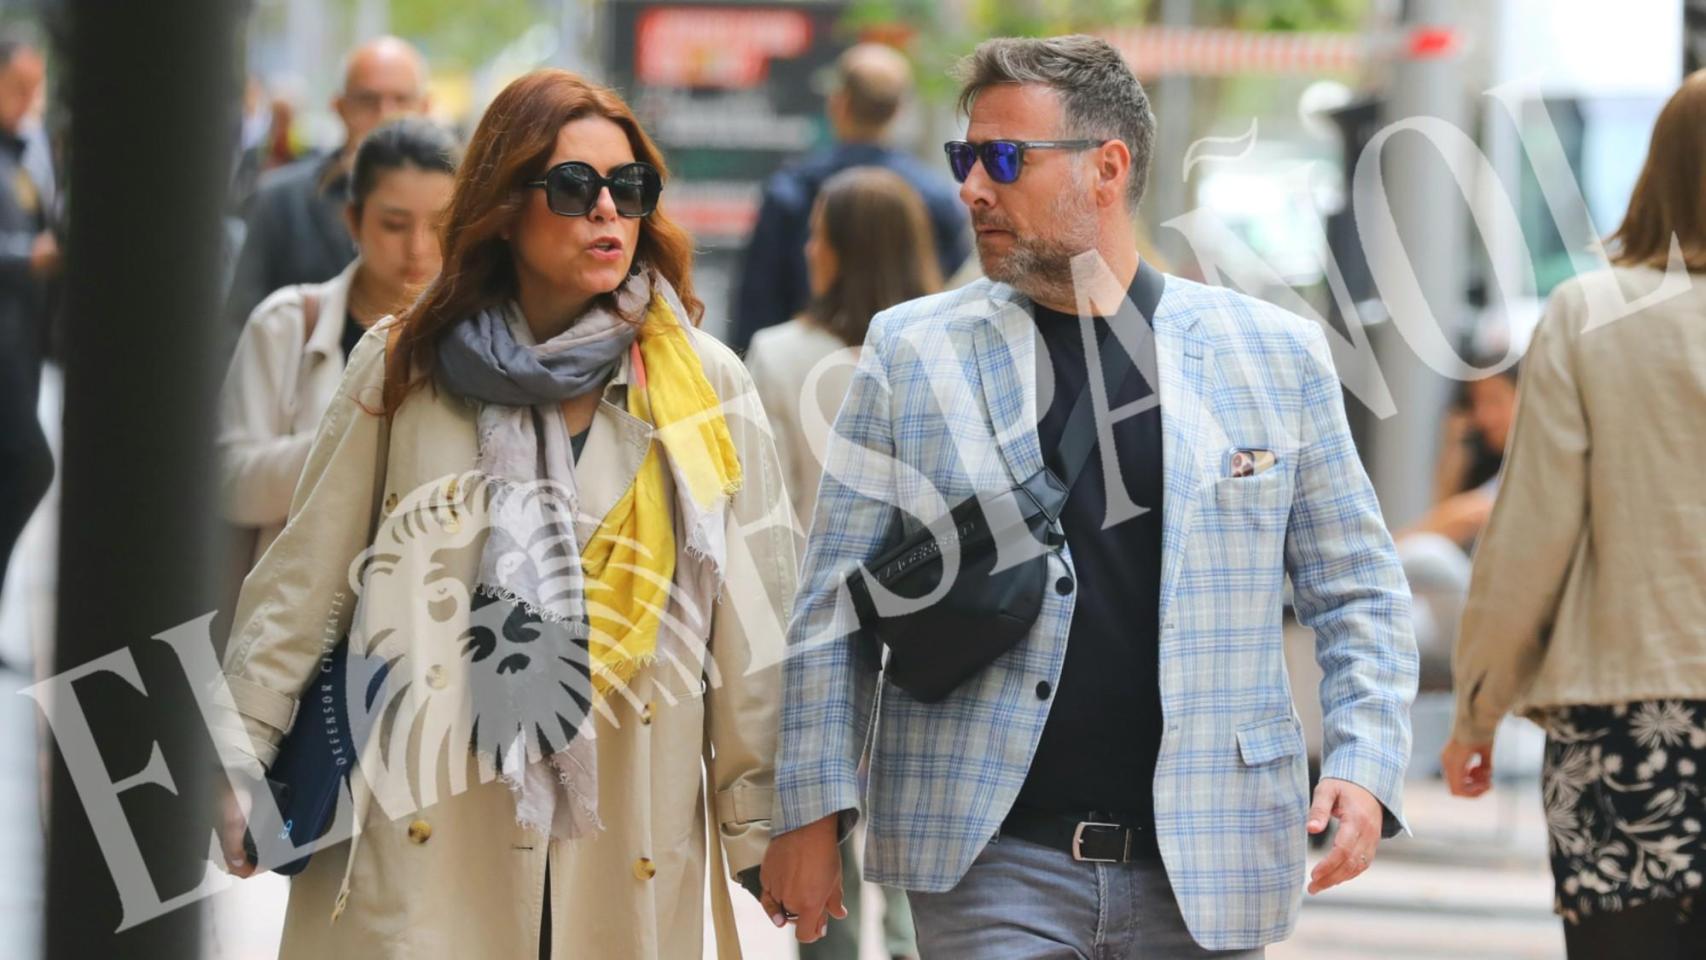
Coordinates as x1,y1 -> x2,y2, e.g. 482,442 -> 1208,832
216,69 -> 795,960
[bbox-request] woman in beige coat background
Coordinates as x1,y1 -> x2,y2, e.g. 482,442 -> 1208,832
218,117 -> 457,566
1442,72 -> 1706,958
215,69 -> 795,959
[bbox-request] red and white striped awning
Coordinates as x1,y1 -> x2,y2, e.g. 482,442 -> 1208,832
1099,26 -> 1369,77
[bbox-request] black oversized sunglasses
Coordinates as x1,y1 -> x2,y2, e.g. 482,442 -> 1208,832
943,139 -> 1105,184
526,160 -> 662,218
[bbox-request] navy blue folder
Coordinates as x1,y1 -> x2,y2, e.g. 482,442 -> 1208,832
244,641 -> 390,875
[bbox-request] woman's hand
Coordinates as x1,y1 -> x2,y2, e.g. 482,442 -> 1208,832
1440,739 -> 1495,798
218,780 -> 257,878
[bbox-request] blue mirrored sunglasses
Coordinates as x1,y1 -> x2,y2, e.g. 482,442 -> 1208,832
943,139 -> 1105,184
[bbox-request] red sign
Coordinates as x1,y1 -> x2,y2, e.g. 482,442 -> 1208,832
636,7 -> 815,88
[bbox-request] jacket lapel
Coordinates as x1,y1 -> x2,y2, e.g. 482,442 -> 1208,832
1154,296 -> 1207,633
972,286 -> 1045,485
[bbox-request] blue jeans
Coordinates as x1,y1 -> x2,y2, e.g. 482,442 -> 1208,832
907,835 -> 1265,959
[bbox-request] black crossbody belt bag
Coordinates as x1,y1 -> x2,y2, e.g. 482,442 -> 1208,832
846,261 -> 1164,702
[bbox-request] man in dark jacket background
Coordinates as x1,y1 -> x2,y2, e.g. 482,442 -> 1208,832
224,35 -> 428,327
0,36 -> 57,656
729,42 -> 968,352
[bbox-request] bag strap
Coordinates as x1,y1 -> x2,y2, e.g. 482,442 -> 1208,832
1050,258 -> 1166,494
367,325 -> 402,538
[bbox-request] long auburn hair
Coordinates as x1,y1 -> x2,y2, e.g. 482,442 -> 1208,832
806,166 -> 940,347
1607,69 -> 1706,271
380,69 -> 702,413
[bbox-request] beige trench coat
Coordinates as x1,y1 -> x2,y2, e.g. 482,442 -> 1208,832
1452,265 -> 1706,742
217,316 -> 796,959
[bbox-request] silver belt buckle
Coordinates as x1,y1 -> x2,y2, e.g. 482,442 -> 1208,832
1071,821 -> 1126,863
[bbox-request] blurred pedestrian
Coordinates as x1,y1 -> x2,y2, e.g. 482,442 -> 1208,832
745,165 -> 938,960
1397,354 -> 1520,691
225,35 -> 429,326
230,74 -> 274,210
215,69 -> 793,960
1443,71 -> 1706,960
730,42 -> 967,351
766,35 -> 1416,956
0,37 -> 57,656
219,117 -> 457,568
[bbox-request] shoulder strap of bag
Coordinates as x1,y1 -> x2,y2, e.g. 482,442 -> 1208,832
367,325 -> 402,537
1050,258 -> 1166,493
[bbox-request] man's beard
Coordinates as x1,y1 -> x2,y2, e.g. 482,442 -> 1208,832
975,187 -> 1099,304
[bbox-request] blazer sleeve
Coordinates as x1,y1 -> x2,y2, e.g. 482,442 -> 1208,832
704,357 -> 798,878
1284,323 -> 1419,838
217,293 -> 316,528
1451,286 -> 1589,744
772,312 -> 897,838
215,326 -> 390,771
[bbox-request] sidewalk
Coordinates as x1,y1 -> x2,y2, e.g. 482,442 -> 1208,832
1272,776 -> 1563,960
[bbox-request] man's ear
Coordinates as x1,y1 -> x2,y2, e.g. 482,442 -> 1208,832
1095,139 -> 1132,209
825,90 -> 847,129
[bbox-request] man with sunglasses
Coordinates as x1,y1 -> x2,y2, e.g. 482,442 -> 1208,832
226,36 -> 430,328
767,35 -> 1417,957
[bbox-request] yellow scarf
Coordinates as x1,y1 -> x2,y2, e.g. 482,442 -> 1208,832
576,294 -> 742,695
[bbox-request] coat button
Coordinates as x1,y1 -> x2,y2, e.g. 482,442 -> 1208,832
1036,680 -> 1052,700
1055,577 -> 1074,595
426,664 -> 447,690
383,492 -> 399,514
633,857 -> 656,881
407,819 -> 432,844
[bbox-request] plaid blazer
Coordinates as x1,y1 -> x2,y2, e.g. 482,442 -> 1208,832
774,272 -> 1418,950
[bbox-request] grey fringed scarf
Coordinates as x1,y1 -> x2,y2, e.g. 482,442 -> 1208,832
434,271 -> 657,840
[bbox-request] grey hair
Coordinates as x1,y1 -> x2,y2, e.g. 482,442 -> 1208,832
951,35 -> 1155,211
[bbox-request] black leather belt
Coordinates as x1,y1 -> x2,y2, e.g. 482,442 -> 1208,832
999,807 -> 1160,863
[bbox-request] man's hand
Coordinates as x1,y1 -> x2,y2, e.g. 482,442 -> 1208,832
1440,739 -> 1494,798
1306,778 -> 1383,895
759,814 -> 847,944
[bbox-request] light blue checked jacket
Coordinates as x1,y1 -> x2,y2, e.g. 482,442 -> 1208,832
773,271 -> 1418,951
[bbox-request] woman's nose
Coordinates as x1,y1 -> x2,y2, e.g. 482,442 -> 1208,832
588,186 -> 618,223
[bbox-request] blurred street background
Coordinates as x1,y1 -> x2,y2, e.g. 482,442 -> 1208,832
1,0 -> 1700,956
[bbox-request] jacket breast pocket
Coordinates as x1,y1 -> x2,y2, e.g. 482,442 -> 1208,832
1211,468 -> 1291,530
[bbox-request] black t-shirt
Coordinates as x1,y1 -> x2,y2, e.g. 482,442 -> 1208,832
340,311 -> 365,360
1013,277 -> 1166,827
